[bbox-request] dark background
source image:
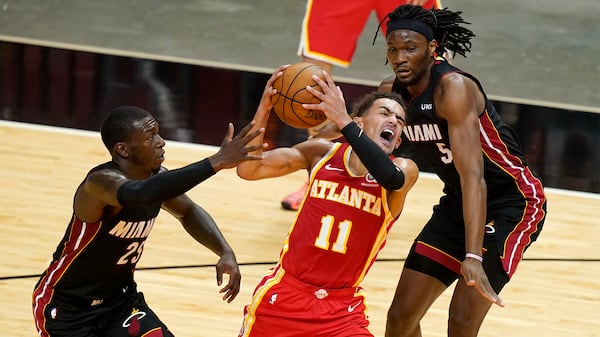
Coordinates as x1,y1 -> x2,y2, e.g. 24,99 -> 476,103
1,42 -> 598,193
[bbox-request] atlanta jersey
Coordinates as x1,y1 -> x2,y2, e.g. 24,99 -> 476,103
280,142 -> 396,288
238,142 -> 397,337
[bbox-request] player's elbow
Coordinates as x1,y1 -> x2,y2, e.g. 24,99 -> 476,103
380,169 -> 405,191
236,167 -> 260,181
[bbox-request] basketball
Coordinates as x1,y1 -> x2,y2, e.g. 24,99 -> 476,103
271,62 -> 327,129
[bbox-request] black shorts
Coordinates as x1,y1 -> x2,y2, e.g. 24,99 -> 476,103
404,193 -> 546,293
35,285 -> 174,337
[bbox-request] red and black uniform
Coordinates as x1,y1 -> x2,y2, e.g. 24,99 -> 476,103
33,162 -> 173,337
393,60 -> 547,290
239,143 -> 397,337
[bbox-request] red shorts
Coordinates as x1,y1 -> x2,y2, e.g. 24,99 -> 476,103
298,0 -> 442,67
238,265 -> 372,337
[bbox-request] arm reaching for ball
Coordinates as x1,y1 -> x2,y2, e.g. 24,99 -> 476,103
237,64 -> 334,181
237,64 -> 288,156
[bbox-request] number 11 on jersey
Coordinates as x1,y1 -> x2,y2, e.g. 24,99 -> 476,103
314,215 -> 352,254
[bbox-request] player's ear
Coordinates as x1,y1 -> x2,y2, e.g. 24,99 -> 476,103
114,142 -> 129,158
429,40 -> 438,57
352,116 -> 363,128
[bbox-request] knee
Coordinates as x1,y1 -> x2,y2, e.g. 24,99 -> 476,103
386,305 -> 402,328
386,302 -> 421,334
447,310 -> 484,337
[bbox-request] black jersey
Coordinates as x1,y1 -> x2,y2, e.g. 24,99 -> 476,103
393,60 -> 546,278
33,161 -> 161,306
393,60 -> 544,203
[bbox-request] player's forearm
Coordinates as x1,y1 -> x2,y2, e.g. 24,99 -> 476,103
462,177 -> 487,255
181,205 -> 233,257
245,102 -> 272,154
237,95 -> 281,178
116,160 -> 215,207
340,122 -> 405,190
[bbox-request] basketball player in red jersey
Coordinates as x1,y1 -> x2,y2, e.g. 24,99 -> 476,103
32,106 -> 264,337
236,65 -> 419,337
281,0 -> 443,211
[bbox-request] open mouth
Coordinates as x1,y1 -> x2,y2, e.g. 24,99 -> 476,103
380,129 -> 395,143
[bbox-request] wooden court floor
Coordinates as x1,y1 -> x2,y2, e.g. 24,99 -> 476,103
1,120 -> 599,337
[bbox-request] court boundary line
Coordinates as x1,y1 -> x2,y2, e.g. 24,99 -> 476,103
3,257 -> 598,281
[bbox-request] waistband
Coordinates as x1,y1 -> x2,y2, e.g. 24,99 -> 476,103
283,270 -> 359,300
51,282 -> 137,308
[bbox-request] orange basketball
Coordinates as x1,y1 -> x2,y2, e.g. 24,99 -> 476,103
271,62 -> 327,129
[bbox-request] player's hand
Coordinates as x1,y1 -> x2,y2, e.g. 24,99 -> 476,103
215,251 -> 241,303
209,122 -> 266,170
256,64 -> 289,119
303,70 -> 351,130
461,258 -> 505,307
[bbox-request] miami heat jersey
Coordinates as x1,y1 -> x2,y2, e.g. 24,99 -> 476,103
280,142 -> 396,289
393,60 -> 544,201
33,161 -> 161,306
392,61 -> 546,277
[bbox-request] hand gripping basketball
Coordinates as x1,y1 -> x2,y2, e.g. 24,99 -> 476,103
271,62 -> 327,129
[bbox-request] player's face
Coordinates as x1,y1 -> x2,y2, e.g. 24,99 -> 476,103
386,29 -> 435,87
356,98 -> 406,154
127,116 -> 166,172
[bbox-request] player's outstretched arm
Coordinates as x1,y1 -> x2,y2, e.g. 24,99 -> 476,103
163,195 -> 241,303
207,121 -> 266,171
80,121 -> 264,212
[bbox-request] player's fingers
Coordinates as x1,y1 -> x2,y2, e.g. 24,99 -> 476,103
220,271 -> 241,302
269,64 -> 289,82
278,64 -> 291,72
305,84 -> 325,98
311,74 -> 331,92
222,288 -> 238,303
478,280 -> 505,307
221,123 -> 235,144
244,145 -> 266,153
266,65 -> 289,90
221,282 -> 240,303
238,128 -> 263,145
215,266 -> 223,286
236,120 -> 256,137
469,278 -> 505,307
321,70 -> 336,87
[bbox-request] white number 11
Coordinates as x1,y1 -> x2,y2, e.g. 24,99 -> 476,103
314,215 -> 352,254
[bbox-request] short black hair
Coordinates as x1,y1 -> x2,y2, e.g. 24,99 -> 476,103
100,106 -> 151,150
375,4 -> 476,58
351,91 -> 406,118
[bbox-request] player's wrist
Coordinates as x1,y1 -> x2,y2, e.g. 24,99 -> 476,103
465,252 -> 483,262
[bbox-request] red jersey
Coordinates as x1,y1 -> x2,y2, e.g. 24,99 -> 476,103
280,142 -> 396,288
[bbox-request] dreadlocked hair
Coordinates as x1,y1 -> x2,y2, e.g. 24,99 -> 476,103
373,4 -> 475,58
